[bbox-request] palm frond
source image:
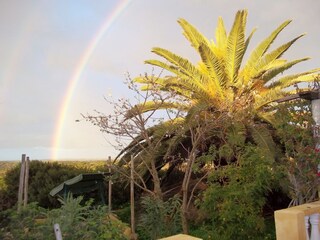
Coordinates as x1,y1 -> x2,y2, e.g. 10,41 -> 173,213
198,43 -> 225,95
133,76 -> 172,85
135,75 -> 192,96
226,10 -> 246,84
125,101 -> 188,119
178,18 -> 211,51
150,48 -> 209,88
269,69 -> 320,90
144,60 -> 209,98
184,101 -> 212,122
252,34 -> 305,78
226,122 -> 246,147
242,20 -> 292,83
248,60 -> 288,84
145,59 -> 184,77
215,17 -> 227,50
254,89 -> 285,110
256,111 -> 278,125
249,124 -> 276,159
150,47 -> 198,77
261,58 -> 310,83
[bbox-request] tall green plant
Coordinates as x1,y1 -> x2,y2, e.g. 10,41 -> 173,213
200,145 -> 280,240
111,9 -> 319,191
137,195 -> 182,240
0,202 -> 45,239
275,101 -> 320,206
0,196 -> 128,240
133,9 -> 319,123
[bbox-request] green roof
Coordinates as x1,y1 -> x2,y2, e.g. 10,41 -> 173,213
49,173 -> 108,198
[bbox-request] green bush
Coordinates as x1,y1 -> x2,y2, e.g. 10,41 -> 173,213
1,161 -> 92,210
114,203 -> 131,224
274,101 -> 320,205
0,202 -> 45,239
1,160 -> 131,211
199,145 -> 279,240
137,195 -> 182,240
0,195 -> 128,240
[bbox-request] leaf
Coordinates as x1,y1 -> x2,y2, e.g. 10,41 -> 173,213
242,20 -> 292,83
219,144 -> 234,162
198,43 -> 225,95
125,101 -> 187,119
226,10 -> 246,83
269,69 -> 320,90
252,34 -> 305,77
261,58 -> 310,82
249,124 -> 276,160
227,122 -> 246,147
149,48 -> 210,92
215,17 -> 227,50
178,18 -> 211,51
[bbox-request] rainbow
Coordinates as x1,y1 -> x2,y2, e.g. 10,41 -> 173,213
52,0 -> 132,160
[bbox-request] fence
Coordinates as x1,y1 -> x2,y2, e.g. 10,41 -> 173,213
275,200 -> 320,240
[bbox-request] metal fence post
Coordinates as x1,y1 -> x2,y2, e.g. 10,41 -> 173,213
54,223 -> 63,240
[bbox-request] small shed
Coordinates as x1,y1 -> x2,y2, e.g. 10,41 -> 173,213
49,173 -> 108,204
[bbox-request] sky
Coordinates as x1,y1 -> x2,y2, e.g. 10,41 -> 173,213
1,0 -> 320,161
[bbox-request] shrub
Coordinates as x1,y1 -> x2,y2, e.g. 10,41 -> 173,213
0,202 -> 46,239
114,203 -> 131,224
275,101 -> 320,206
0,195 -> 128,240
1,160 -> 91,210
137,195 -> 182,240
199,145 -> 279,240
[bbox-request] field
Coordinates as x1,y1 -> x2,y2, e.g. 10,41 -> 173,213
57,160 -> 108,171
0,161 -> 18,175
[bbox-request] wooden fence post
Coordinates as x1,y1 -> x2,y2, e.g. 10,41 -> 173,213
17,154 -> 26,212
130,155 -> 137,240
108,156 -> 112,213
23,156 -> 30,207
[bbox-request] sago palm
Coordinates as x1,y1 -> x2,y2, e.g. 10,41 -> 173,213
116,9 -> 320,192
134,9 -> 319,123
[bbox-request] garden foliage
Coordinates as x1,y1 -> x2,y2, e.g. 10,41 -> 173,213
0,161 -> 89,210
275,101 -> 320,206
137,195 -> 182,240
0,195 -> 127,240
200,145 -> 279,240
